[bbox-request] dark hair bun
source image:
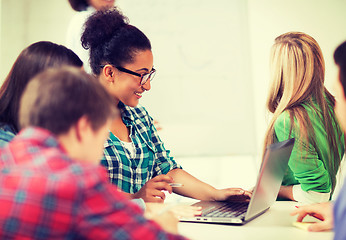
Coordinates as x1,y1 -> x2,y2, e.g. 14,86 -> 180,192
82,7 -> 128,50
81,7 -> 151,74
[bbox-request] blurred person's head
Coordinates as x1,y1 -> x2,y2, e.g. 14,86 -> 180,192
334,41 -> 346,132
20,67 -> 117,162
267,32 -> 326,114
68,0 -> 115,12
0,41 -> 83,133
81,8 -> 154,107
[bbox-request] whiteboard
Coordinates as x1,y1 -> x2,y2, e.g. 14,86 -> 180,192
118,0 -> 256,156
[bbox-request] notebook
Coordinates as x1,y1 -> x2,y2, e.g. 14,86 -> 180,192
180,138 -> 295,225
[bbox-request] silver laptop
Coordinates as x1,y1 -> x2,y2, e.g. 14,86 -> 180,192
180,138 -> 295,225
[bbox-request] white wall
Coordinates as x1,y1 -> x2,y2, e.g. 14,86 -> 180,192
118,0 -> 256,157
0,0 -> 74,82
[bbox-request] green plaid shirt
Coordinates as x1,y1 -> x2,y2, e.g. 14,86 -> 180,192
101,102 -> 181,194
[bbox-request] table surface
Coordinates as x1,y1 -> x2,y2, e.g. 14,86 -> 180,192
177,201 -> 333,240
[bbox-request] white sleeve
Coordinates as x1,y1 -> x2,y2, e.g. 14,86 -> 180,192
65,10 -> 94,73
131,198 -> 146,210
292,184 -> 330,204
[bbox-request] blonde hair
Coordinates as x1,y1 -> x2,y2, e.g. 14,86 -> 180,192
263,32 -> 343,193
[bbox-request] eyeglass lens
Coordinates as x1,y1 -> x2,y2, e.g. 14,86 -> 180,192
141,70 -> 156,85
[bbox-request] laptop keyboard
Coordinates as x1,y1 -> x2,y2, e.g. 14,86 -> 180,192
202,202 -> 249,218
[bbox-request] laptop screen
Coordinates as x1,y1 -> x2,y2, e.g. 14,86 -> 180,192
245,138 -> 295,221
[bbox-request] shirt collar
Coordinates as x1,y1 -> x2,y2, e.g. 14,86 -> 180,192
118,102 -> 134,122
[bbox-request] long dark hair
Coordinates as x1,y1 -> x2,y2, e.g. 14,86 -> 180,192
0,41 -> 83,132
81,7 -> 151,75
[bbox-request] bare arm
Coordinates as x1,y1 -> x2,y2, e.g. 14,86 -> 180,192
278,185 -> 294,200
167,168 -> 251,201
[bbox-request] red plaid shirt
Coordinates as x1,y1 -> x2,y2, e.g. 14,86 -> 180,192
0,127 -> 186,240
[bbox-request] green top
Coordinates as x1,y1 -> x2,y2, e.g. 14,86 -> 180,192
274,100 -> 345,194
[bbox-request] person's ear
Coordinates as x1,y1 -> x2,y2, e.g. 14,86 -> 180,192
74,116 -> 91,143
102,64 -> 116,83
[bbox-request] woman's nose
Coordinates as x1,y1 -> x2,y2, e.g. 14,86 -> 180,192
142,79 -> 151,91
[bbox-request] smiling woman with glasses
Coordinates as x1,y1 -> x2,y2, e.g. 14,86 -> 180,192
81,8 -> 251,204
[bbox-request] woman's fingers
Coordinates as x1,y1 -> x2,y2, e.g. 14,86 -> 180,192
152,181 -> 173,193
151,174 -> 174,183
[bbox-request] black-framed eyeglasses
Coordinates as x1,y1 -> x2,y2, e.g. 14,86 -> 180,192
100,65 -> 156,85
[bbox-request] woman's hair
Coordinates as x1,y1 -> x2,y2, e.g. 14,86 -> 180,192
81,7 -> 151,75
0,41 -> 83,133
68,0 -> 89,12
20,67 -> 117,134
263,32 -> 343,192
334,41 -> 346,97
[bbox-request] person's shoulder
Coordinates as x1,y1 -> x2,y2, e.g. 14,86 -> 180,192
69,7 -> 95,23
0,123 -> 16,147
0,123 -> 16,134
44,160 -> 109,198
58,161 -> 108,186
66,7 -> 95,39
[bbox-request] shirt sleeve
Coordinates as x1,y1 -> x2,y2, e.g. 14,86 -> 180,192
65,11 -> 93,74
292,184 -> 330,203
334,182 -> 346,240
0,128 -> 16,148
147,114 -> 182,176
131,198 -> 146,210
76,168 -> 186,240
274,112 -> 331,193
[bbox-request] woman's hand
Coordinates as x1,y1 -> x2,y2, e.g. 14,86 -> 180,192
290,202 -> 333,232
133,175 -> 174,203
213,188 -> 252,202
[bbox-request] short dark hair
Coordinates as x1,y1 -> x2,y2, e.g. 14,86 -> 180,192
334,41 -> 346,98
81,7 -> 151,75
0,41 -> 83,132
19,67 -> 117,135
68,0 -> 89,11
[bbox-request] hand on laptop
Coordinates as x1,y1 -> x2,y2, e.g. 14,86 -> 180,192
213,188 -> 252,202
290,202 -> 333,232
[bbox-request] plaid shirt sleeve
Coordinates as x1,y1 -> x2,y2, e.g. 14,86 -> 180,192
145,112 -> 182,177
77,168 -> 186,240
